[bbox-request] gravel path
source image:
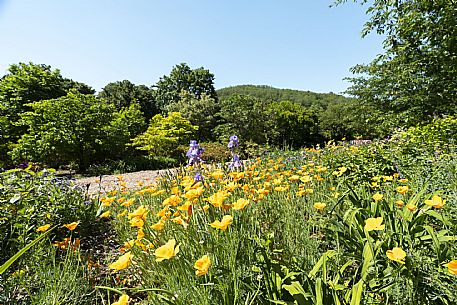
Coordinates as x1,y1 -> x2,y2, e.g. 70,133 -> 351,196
75,168 -> 179,197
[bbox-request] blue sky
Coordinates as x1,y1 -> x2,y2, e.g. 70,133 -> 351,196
0,0 -> 383,94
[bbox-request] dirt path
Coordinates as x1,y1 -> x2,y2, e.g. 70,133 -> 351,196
75,168 -> 179,197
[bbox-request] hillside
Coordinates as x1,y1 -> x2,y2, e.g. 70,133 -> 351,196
216,84 -> 351,108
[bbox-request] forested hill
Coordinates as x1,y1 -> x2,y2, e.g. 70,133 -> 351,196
216,85 -> 350,108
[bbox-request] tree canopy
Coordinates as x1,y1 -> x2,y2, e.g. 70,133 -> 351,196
336,0 -> 457,126
153,63 -> 217,111
98,80 -> 158,121
0,62 -> 94,165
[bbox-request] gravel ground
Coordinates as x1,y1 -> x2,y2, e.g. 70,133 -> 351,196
75,168 -> 179,197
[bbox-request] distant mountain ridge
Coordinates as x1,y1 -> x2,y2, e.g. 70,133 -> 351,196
216,85 -> 350,108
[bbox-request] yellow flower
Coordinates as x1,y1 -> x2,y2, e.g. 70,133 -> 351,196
37,224 -> 51,232
210,215 -> 233,231
151,220 -> 165,231
211,170 -> 224,180
163,195 -> 182,207
194,254 -> 211,276
424,195 -> 446,209
313,202 -> 326,210
137,228 -> 145,240
184,186 -> 204,200
128,205 -> 148,220
224,182 -> 238,192
63,221 -> 79,231
288,175 -> 300,181
372,193 -> 384,202
121,198 -> 136,207
112,294 -> 129,305
109,252 -> 134,271
207,190 -> 228,208
154,239 -> 179,262
396,200 -> 405,207
300,175 -> 312,183
100,211 -> 111,218
172,216 -> 189,229
396,186 -> 409,195
101,196 -> 116,207
274,185 -> 289,192
130,217 -> 144,228
364,217 -> 385,231
232,198 -> 249,210
407,203 -> 417,212
446,260 -> 457,275
399,178 -> 408,183
386,247 -> 406,264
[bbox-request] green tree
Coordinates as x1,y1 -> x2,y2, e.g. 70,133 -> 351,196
166,91 -> 220,141
215,94 -> 272,144
0,62 -> 94,165
98,80 -> 158,121
336,0 -> 457,125
11,91 -> 144,170
267,101 -> 319,148
153,63 -> 217,111
318,99 -> 386,140
131,112 -> 198,157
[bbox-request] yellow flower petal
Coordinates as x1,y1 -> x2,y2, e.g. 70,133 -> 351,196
112,294 -> 129,305
364,217 -> 385,231
194,254 -> 211,276
386,247 -> 406,264
109,252 -> 134,271
37,224 -> 51,232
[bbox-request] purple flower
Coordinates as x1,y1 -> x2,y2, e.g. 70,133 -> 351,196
194,172 -> 203,182
187,140 -> 205,166
228,135 -> 239,149
229,154 -> 242,169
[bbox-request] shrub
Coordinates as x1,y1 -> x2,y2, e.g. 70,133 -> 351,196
0,166 -> 97,262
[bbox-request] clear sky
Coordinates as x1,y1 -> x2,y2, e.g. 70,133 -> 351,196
0,0 -> 383,94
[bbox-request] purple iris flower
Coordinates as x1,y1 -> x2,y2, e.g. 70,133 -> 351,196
194,172 -> 203,182
229,153 -> 242,168
187,140 -> 205,166
228,135 -> 239,149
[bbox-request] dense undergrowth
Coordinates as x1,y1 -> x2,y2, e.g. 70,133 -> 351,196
1,130 -> 456,304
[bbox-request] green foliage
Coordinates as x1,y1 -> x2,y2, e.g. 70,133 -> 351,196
336,0 -> 457,126
131,112 -> 198,157
267,101 -> 319,148
0,62 -> 94,165
176,142 -> 231,164
11,91 -> 145,169
99,80 -> 158,121
103,102 -> 147,160
217,85 -> 349,109
400,116 -> 457,149
84,155 -> 179,176
215,94 -> 272,144
318,100 -> 390,140
0,167 -> 95,263
166,91 -> 220,141
154,63 -> 217,111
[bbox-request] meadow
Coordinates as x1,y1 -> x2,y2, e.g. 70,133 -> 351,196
1,127 -> 456,305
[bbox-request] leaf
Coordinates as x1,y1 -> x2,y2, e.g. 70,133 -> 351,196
282,281 -> 313,305
9,193 -> 21,204
425,210 -> 452,226
315,278 -> 323,305
0,226 -> 54,274
308,250 -> 337,278
350,280 -> 364,305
